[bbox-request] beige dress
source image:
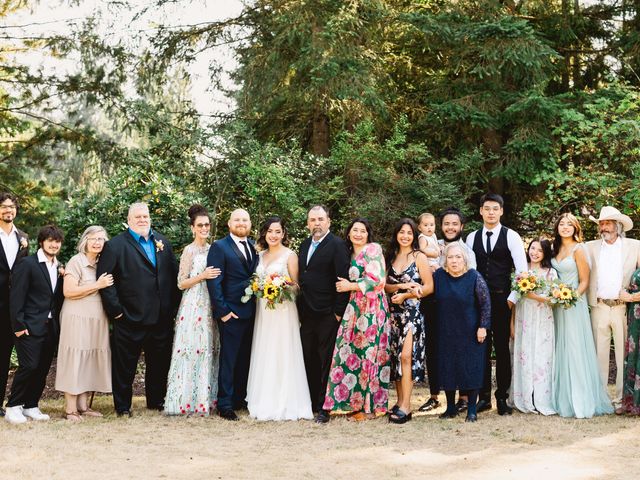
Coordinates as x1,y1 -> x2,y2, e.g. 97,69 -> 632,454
55,253 -> 112,393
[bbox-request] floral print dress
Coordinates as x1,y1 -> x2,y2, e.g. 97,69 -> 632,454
621,268 -> 640,414
387,261 -> 426,383
323,243 -> 391,414
164,243 -> 220,416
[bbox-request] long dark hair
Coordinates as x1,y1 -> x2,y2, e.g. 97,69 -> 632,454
344,217 -> 374,254
385,218 -> 420,269
257,216 -> 290,250
527,237 -> 553,269
552,213 -> 583,257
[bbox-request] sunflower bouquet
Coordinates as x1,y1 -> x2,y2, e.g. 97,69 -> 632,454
241,271 -> 296,309
548,280 -> 580,309
511,270 -> 546,298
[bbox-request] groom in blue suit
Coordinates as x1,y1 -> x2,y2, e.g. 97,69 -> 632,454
206,208 -> 258,421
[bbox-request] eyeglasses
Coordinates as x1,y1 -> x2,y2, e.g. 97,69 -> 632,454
195,223 -> 211,229
0,204 -> 17,210
87,237 -> 106,243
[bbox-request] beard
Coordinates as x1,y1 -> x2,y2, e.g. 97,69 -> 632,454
443,232 -> 463,243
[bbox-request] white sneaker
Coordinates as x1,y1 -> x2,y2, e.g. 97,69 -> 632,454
22,407 -> 50,421
5,406 -> 28,424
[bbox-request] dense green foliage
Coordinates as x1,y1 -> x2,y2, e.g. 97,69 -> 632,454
3,0 -> 640,257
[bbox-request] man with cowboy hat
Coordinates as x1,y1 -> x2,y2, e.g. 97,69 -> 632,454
585,206 -> 640,409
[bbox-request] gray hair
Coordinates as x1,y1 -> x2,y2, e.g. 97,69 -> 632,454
616,221 -> 626,238
76,225 -> 109,254
128,202 -> 149,218
443,242 -> 469,269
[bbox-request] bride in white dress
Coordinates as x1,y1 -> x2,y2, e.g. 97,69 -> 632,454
246,216 -> 313,421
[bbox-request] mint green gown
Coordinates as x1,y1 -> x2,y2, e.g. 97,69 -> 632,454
551,246 -> 613,418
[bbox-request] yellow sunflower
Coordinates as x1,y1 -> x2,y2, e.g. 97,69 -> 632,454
252,281 -> 260,292
264,284 -> 279,300
518,279 -> 532,291
560,288 -> 572,300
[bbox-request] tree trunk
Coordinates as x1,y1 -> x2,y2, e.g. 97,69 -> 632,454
310,108 -> 330,157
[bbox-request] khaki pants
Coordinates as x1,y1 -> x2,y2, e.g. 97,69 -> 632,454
590,304 -> 627,406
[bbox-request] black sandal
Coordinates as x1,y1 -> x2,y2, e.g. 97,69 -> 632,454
388,409 -> 412,424
388,404 -> 400,415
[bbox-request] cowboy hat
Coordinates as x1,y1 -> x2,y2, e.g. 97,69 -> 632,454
589,206 -> 633,232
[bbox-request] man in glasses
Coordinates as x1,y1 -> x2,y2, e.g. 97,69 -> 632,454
0,192 -> 29,417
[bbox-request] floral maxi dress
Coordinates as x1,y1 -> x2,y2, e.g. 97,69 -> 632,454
621,268 -> 640,414
164,243 -> 220,416
323,243 -> 391,414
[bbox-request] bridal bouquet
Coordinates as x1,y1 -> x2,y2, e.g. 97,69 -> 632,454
241,272 -> 296,309
511,270 -> 546,299
548,280 -> 579,309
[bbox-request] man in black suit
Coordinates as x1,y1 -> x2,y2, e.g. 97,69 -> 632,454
206,208 -> 258,421
5,225 -> 64,424
0,192 -> 29,417
298,205 -> 350,423
97,202 -> 180,416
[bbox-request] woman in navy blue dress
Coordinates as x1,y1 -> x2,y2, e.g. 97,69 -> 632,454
430,243 -> 491,422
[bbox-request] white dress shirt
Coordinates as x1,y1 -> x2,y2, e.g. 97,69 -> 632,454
230,233 -> 252,262
0,225 -> 19,269
466,223 -> 528,303
597,237 -> 623,299
37,248 -> 59,318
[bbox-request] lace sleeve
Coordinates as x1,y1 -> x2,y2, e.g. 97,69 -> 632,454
356,243 -> 386,294
475,272 -> 492,330
177,244 -> 195,290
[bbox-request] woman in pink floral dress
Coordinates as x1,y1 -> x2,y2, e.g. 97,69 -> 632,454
323,218 -> 391,421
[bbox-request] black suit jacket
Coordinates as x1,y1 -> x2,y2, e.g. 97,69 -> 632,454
206,235 -> 258,320
0,228 -> 29,320
298,232 -> 350,317
97,230 -> 181,326
10,253 -> 64,336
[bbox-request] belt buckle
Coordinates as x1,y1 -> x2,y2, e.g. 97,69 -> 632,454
599,298 -> 622,307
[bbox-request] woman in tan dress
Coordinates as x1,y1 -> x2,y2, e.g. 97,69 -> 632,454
55,225 -> 113,421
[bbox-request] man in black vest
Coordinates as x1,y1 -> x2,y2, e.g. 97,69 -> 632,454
0,192 -> 29,417
298,205 -> 350,423
466,193 -> 527,415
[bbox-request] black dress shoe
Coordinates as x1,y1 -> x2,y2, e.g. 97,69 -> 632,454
465,413 -> 478,422
218,409 -> 239,421
476,399 -> 492,413
439,410 -> 458,419
0,407 -> 5,417
455,399 -> 468,413
497,399 -> 513,416
314,410 -> 330,424
418,398 -> 441,412
116,410 -> 132,418
234,400 -> 248,411
147,404 -> 164,411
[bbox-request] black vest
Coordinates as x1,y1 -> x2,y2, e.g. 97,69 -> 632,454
472,226 -> 514,293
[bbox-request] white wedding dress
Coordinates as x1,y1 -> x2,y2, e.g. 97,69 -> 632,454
246,249 -> 313,421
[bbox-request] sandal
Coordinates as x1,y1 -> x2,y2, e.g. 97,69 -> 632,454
388,409 -> 412,424
388,404 -> 400,415
79,407 -> 103,417
65,411 -> 83,422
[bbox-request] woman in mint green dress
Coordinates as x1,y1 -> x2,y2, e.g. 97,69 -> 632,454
550,213 -> 613,418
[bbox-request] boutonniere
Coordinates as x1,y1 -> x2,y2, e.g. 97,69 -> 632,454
155,239 -> 164,252
57,264 -> 65,276
19,237 -> 28,250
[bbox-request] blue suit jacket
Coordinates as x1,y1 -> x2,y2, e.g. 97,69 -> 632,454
206,235 -> 258,320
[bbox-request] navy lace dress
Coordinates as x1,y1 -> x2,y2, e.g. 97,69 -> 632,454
434,268 -> 491,391
388,262 -> 426,382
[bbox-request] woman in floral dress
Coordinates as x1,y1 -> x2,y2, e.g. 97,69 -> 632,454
385,218 -> 433,424
323,218 -> 391,421
619,267 -> 640,415
164,205 -> 221,416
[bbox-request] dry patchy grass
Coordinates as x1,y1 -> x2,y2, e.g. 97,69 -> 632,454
0,386 -> 638,480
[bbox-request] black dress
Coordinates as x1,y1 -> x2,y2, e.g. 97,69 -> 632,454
434,268 -> 491,391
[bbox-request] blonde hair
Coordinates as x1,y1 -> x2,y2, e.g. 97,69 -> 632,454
417,212 -> 435,224
77,225 -> 109,254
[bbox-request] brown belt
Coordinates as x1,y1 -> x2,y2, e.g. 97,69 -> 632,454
597,298 -> 625,307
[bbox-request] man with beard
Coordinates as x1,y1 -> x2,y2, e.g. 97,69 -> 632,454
0,192 -> 29,417
585,206 -> 640,410
206,208 -> 258,421
418,207 -> 475,412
